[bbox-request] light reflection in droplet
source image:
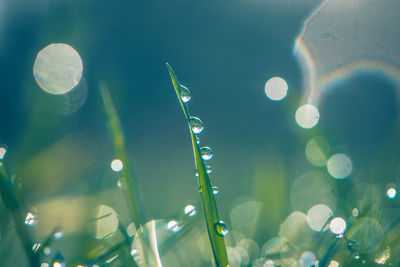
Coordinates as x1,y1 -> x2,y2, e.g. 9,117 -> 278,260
184,205 -> 197,217
307,204 -> 332,232
215,221 -> 228,237
295,104 -> 320,129
0,147 -> 6,160
54,232 -> 63,239
40,263 -> 49,267
111,159 -> 123,172
189,117 -> 204,134
200,146 -> 213,161
25,212 -> 36,226
375,246 -> 390,264
387,187 -> 397,199
33,43 -> 83,95
327,153 -> 352,179
167,220 -> 182,232
329,217 -> 346,236
265,77 -> 288,101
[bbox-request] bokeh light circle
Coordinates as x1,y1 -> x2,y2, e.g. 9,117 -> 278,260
327,153 -> 352,179
265,77 -> 288,101
329,217 -> 346,235
307,204 -> 332,232
33,43 -> 83,95
111,159 -> 123,172
295,104 -> 320,129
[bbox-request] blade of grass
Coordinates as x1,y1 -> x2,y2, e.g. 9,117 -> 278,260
0,163 -> 41,266
166,63 -> 229,267
100,82 -> 145,225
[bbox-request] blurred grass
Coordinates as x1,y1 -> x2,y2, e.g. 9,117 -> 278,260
100,82 -> 145,225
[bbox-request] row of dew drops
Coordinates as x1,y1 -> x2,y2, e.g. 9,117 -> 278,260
181,84 -> 228,238
109,84 -> 228,239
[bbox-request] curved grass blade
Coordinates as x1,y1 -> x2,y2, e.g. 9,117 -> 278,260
100,82 -> 145,225
166,63 -> 229,266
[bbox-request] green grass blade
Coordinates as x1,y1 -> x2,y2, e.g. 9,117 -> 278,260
0,164 -> 41,266
166,63 -> 229,267
100,82 -> 145,225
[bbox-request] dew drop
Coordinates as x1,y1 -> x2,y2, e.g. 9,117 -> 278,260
354,252 -> 361,260
375,246 -> 391,264
184,205 -> 197,216
195,170 -> 199,177
52,251 -> 65,267
167,220 -> 182,232
0,146 -> 6,160
32,243 -> 41,252
206,166 -> 212,174
195,135 -> 200,144
54,231 -> 64,239
189,117 -> 204,134
44,247 -> 52,256
387,187 -> 397,199
215,221 -> 228,237
352,208 -> 359,217
117,178 -> 128,190
200,146 -> 213,161
25,212 -> 36,226
212,186 -> 219,195
180,85 -> 191,103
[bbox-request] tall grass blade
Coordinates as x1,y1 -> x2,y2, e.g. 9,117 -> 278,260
166,63 -> 229,266
100,82 -> 145,225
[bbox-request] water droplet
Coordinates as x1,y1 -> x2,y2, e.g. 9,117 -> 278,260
111,159 -> 123,172
195,135 -> 200,144
32,243 -> 41,252
354,252 -> 361,260
117,178 -> 128,190
184,205 -> 197,216
215,221 -> 228,237
387,186 -> 397,199
180,85 -> 191,103
167,220 -> 182,232
54,231 -> 63,239
44,247 -> 52,256
375,246 -> 391,264
189,117 -> 204,134
206,166 -> 212,174
25,212 -> 36,226
195,170 -> 199,177
0,146 -> 7,160
52,251 -> 65,267
352,208 -> 359,217
347,239 -> 360,252
212,186 -> 219,195
200,146 -> 213,161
